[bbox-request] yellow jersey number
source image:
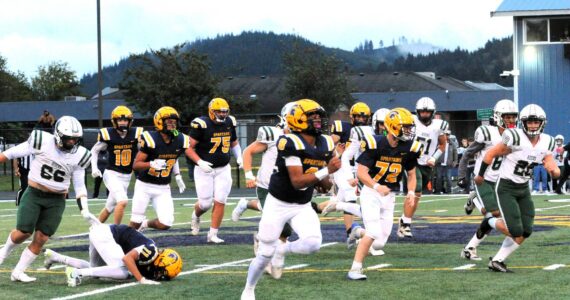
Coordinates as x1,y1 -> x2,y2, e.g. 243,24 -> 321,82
113,149 -> 132,167
372,161 -> 402,183
148,159 -> 176,178
210,136 -> 231,154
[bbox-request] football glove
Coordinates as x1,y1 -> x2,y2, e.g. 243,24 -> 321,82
236,156 -> 243,169
91,168 -> 102,178
175,174 -> 186,194
457,177 -> 468,189
150,159 -> 167,170
140,277 -> 161,285
197,159 -> 213,173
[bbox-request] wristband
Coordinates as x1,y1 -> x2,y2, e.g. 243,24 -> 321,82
478,162 -> 489,177
407,191 -> 415,197
245,171 -> 255,180
314,168 -> 329,181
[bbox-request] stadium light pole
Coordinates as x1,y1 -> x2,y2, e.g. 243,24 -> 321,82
96,0 -> 103,127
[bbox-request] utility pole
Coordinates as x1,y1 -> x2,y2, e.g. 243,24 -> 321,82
97,0 -> 103,127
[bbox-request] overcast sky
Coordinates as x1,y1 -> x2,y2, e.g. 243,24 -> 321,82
0,0 -> 512,78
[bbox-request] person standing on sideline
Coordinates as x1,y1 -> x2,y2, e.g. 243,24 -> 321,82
13,154 -> 32,206
435,130 -> 457,194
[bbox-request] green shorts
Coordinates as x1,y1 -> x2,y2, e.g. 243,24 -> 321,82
475,180 -> 498,212
17,186 -> 66,236
415,165 -> 433,193
496,178 -> 534,238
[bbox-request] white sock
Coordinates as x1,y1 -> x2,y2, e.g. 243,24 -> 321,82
50,251 -> 90,269
209,227 -> 218,236
336,202 -> 362,217
401,215 -> 412,224
350,261 -> 363,270
466,232 -> 486,249
245,254 -> 271,288
239,200 -> 248,210
0,234 -> 19,261
492,237 -> 519,262
78,266 -> 129,279
488,217 -> 498,229
13,247 -> 37,273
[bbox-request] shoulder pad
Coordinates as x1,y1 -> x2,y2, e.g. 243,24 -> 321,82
410,140 -> 422,153
257,126 -> 276,142
321,134 -> 335,152
141,131 -> 156,149
547,135 -> 555,152
30,129 -> 46,150
99,128 -> 111,142
182,133 -> 190,149
77,148 -> 92,169
134,127 -> 144,139
439,120 -> 449,133
228,115 -> 237,127
278,134 -> 305,151
475,125 -> 491,143
330,120 -> 344,134
191,118 -> 207,129
502,129 -> 520,147
362,132 -> 377,150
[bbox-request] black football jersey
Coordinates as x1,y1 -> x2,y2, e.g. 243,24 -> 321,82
330,120 -> 352,144
356,135 -> 422,190
110,224 -> 158,266
189,116 -> 237,168
137,131 -> 190,185
269,133 -> 335,204
98,127 -> 143,174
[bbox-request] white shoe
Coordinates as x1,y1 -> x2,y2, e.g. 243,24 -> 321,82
347,268 -> 367,280
137,218 -> 148,233
232,198 -> 248,222
368,247 -> 385,256
270,249 -> 285,279
191,213 -> 200,236
44,249 -> 56,270
321,201 -> 338,216
460,247 -> 482,261
207,233 -> 225,244
241,287 -> 256,300
65,267 -> 81,287
397,219 -> 413,238
11,271 -> 37,283
253,232 -> 259,256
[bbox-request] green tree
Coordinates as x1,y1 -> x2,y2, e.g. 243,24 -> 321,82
31,61 -> 81,100
283,43 -> 353,113
0,55 -> 32,102
119,44 -> 219,124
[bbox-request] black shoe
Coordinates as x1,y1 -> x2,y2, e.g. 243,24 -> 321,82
476,217 -> 492,239
488,258 -> 513,273
464,192 -> 477,215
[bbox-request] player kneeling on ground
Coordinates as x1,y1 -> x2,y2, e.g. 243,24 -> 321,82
44,223 -> 182,286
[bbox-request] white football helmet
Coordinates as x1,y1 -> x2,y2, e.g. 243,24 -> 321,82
493,99 -> 518,129
372,108 -> 390,134
54,116 -> 83,153
278,102 -> 296,128
555,134 -> 564,145
415,97 -> 436,124
519,104 -> 546,137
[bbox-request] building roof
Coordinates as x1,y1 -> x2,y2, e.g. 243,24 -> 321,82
492,0 -> 570,17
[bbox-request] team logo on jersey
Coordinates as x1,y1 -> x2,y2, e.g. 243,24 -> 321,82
527,155 -> 536,161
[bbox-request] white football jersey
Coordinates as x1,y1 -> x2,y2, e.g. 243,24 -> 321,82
341,125 -> 374,172
27,130 -> 91,193
255,126 -> 283,189
473,125 -> 503,182
414,116 -> 448,166
499,128 -> 555,184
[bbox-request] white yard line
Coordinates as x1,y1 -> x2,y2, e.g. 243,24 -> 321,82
284,264 -> 309,270
50,258 -> 254,300
367,264 -> 392,270
536,204 -> 570,212
453,264 -> 477,270
320,242 -> 338,248
37,265 -> 66,271
543,264 -> 565,270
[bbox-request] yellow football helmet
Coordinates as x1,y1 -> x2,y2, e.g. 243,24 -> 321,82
286,99 -> 326,135
153,106 -> 179,133
385,107 -> 415,141
111,105 -> 133,132
152,248 -> 183,281
349,102 -> 371,126
208,98 -> 230,123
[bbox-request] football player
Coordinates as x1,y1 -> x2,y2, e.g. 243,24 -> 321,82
44,223 -> 182,286
371,108 -> 390,136
187,98 -> 243,244
554,135 -> 569,194
458,99 -> 518,260
399,97 -> 448,238
475,104 -> 559,272
0,116 -> 94,282
129,106 -> 189,231
347,108 -> 420,280
241,99 -> 340,300
91,105 -> 144,224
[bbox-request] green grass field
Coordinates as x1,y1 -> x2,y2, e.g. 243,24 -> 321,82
1,193 -> 570,299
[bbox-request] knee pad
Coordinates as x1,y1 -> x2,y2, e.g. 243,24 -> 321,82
198,198 -> 212,211
372,239 -> 385,250
299,236 -> 322,254
258,241 -> 277,258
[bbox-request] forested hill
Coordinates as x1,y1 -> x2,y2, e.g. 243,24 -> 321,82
79,31 -> 512,96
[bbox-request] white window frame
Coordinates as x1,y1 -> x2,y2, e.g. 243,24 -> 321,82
524,17 -> 570,45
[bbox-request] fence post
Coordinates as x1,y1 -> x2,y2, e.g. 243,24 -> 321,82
235,163 -> 240,188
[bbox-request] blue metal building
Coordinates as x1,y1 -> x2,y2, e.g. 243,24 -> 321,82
493,0 -> 570,138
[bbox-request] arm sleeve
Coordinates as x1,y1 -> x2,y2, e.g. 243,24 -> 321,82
172,159 -> 180,175
2,141 -> 32,160
90,141 -> 107,171
458,141 -> 485,178
71,168 -> 88,198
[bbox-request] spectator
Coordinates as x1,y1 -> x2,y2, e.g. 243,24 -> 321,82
463,137 -> 476,193
37,110 -> 56,131
556,137 -> 570,194
435,131 -> 458,194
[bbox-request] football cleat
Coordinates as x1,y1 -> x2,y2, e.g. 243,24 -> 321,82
369,247 -> 385,256
44,249 -> 56,270
347,268 -> 367,280
460,247 -> 482,261
11,271 -> 36,283
232,198 -> 248,222
464,192 -> 477,215
397,219 -> 413,238
488,258 -> 513,273
65,267 -> 81,287
191,213 -> 200,236
476,217 -> 493,239
207,233 -> 225,244
346,224 -> 362,250
321,201 -> 338,216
